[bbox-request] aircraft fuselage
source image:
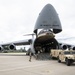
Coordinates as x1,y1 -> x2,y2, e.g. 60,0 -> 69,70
33,30 -> 58,53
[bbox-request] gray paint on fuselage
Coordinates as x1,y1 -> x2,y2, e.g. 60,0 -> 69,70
34,4 -> 62,34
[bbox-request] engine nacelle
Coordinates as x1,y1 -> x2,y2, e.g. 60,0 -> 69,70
70,46 -> 75,50
9,44 -> 16,50
60,45 -> 68,50
0,46 -> 3,51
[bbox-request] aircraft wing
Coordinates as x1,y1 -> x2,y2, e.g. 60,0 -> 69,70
2,39 -> 31,46
0,39 -> 32,50
57,40 -> 75,50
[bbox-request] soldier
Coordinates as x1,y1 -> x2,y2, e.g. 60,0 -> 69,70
29,48 -> 32,62
36,50 -> 40,59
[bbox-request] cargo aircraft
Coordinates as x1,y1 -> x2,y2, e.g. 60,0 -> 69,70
0,4 -> 75,55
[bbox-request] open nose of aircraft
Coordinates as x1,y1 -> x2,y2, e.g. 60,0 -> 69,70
34,4 -> 62,34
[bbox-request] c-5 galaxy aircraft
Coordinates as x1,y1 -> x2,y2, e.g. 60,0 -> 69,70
0,4 -> 75,55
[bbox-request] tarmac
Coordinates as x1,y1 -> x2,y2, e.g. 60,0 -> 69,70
0,53 -> 75,75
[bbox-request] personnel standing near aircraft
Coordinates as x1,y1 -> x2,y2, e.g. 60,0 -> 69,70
29,48 -> 32,62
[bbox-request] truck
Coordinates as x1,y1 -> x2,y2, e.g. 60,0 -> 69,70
50,49 -> 62,59
58,50 -> 75,66
50,49 -> 75,66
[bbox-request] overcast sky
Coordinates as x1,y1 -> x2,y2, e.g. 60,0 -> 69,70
0,0 -> 75,45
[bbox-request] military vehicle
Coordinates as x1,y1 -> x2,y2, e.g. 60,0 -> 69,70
58,50 -> 75,66
50,49 -> 62,59
50,44 -> 68,59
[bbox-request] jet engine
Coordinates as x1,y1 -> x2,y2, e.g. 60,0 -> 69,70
0,46 -> 3,51
70,46 -> 75,50
9,44 -> 16,50
60,44 -> 68,50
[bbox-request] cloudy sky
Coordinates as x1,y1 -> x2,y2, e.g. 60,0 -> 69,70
0,0 -> 75,45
